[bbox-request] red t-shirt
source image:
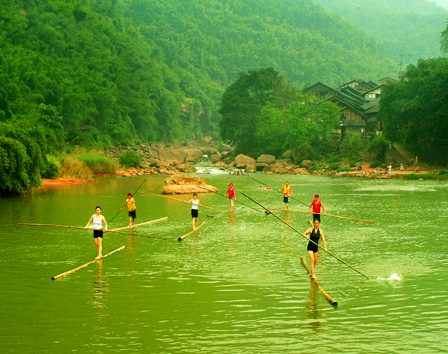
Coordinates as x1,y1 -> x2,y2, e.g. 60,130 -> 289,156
312,200 -> 322,213
227,187 -> 235,199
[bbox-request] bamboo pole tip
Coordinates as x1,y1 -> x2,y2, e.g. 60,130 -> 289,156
178,237 -> 183,242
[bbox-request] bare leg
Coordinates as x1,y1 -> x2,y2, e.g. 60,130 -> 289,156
285,202 -> 289,210
128,216 -> 132,226
193,217 -> 198,230
132,217 -> 135,226
308,250 -> 319,279
95,238 -> 103,259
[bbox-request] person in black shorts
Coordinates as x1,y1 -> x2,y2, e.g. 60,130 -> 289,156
85,206 -> 108,259
303,219 -> 327,280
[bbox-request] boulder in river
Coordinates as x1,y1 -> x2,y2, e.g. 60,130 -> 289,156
161,174 -> 219,194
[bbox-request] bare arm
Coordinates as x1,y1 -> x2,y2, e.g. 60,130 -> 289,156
303,227 -> 312,240
102,216 -> 108,230
321,203 -> 326,214
320,230 -> 327,251
85,215 -> 94,228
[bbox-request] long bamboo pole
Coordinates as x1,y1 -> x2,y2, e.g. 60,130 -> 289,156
108,178 -> 148,224
52,246 -> 125,280
140,192 -> 225,214
240,191 -> 370,279
251,208 -> 374,224
108,217 -> 168,231
178,221 -> 206,241
247,174 -> 308,206
207,205 -> 244,218
19,223 -> 167,240
301,257 -> 338,306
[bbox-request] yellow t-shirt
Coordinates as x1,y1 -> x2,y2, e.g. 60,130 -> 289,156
283,185 -> 292,197
125,198 -> 136,212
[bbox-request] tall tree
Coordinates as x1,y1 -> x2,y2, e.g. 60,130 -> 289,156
219,67 -> 298,156
379,58 -> 448,163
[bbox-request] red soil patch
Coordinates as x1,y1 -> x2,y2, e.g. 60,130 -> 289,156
41,178 -> 93,188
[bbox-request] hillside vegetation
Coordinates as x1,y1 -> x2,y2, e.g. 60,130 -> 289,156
313,0 -> 448,67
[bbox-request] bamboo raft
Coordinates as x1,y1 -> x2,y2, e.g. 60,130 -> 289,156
301,257 -> 338,306
251,208 -> 374,224
19,223 -> 167,240
207,205 -> 243,218
178,221 -> 206,241
52,246 -> 125,280
108,217 -> 168,231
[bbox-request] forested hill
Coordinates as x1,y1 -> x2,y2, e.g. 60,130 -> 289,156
1,0 -> 397,147
312,0 -> 448,67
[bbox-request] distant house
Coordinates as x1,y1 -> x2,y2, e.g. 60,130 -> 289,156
303,77 -> 397,138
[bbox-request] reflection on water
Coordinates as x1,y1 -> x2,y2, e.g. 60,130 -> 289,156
2,174 -> 448,353
92,260 -> 107,310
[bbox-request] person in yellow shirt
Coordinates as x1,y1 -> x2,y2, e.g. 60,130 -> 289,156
120,193 -> 136,226
279,182 -> 292,210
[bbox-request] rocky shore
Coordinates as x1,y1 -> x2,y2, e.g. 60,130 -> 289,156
102,140 -> 433,180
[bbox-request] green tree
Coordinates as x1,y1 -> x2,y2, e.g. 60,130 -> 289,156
379,58 -> 448,163
256,94 -> 339,158
219,67 -> 298,156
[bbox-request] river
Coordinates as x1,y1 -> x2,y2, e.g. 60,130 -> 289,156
1,170 -> 448,353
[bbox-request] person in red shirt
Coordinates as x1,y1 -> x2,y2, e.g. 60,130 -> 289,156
309,194 -> 326,223
224,183 -> 236,211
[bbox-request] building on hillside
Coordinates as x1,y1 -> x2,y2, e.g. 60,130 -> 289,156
303,77 -> 397,139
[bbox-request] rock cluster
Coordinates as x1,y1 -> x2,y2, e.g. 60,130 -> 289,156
161,174 -> 219,194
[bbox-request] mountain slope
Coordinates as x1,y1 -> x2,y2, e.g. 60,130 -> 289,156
312,0 -> 448,67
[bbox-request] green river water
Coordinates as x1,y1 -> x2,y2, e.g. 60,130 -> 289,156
1,168 -> 448,353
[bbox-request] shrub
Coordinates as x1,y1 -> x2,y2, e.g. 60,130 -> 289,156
78,153 -> 119,174
41,155 -> 61,179
337,167 -> 354,172
119,150 -> 142,168
367,136 -> 388,159
326,156 -> 340,163
329,162 -> 340,170
59,156 -> 93,178
370,160 -> 382,168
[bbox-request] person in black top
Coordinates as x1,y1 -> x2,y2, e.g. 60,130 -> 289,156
303,219 -> 327,280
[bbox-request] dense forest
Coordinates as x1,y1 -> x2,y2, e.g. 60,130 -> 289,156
1,0 -> 448,194
313,0 -> 448,68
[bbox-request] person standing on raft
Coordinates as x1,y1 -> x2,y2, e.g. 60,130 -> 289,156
85,206 -> 108,259
120,193 -> 136,226
303,219 -> 327,280
224,183 -> 236,212
309,194 -> 326,222
279,182 -> 292,210
185,193 -> 202,230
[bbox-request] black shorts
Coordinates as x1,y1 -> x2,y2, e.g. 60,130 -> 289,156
129,210 -> 136,219
93,230 -> 103,238
191,209 -> 198,218
307,241 -> 318,253
313,213 -> 320,222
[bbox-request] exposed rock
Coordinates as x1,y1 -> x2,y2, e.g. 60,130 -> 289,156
176,163 -> 196,173
245,164 -> 257,173
208,154 -> 222,163
211,161 -> 227,167
162,174 -> 219,194
184,148 -> 204,162
223,156 -> 235,164
157,148 -> 188,163
274,159 -> 293,167
294,168 -> 310,175
256,162 -> 268,171
300,160 -> 313,169
235,154 -> 256,167
257,154 -> 276,164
